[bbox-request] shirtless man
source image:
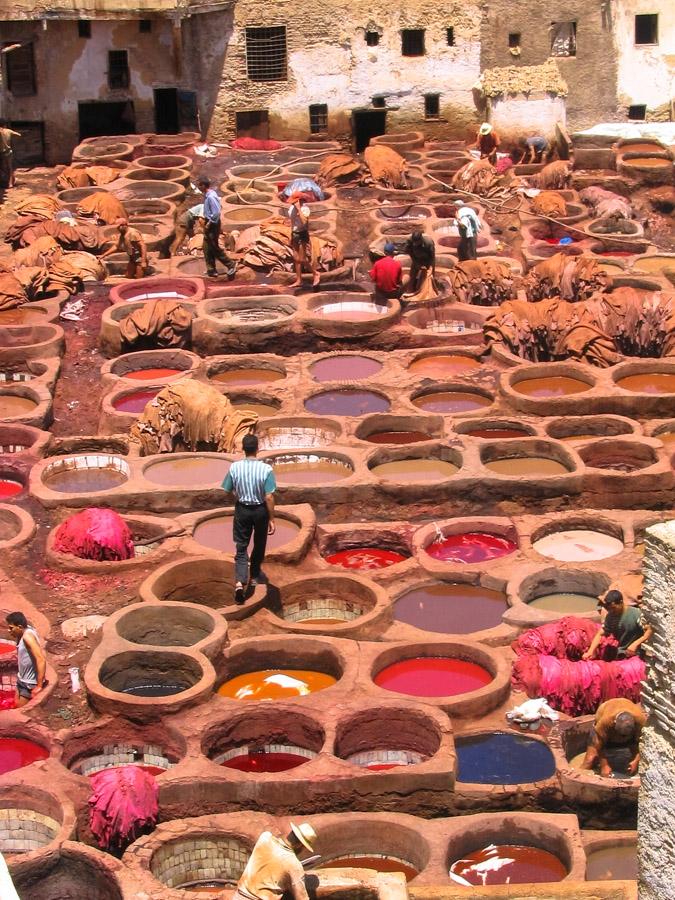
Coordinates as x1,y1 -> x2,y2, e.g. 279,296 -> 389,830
101,218 -> 149,278
581,698 -> 646,777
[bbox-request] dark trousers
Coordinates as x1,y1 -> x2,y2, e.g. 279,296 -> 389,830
233,502 -> 269,584
458,234 -> 477,261
203,220 -> 233,273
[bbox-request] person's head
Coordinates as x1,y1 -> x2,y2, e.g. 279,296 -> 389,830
410,229 -> 423,244
6,611 -> 28,641
196,176 -> 210,192
479,123 -> 493,136
454,200 -> 465,209
614,711 -> 637,739
602,589 -> 624,612
242,433 -> 259,457
286,822 -> 316,858
115,217 -> 129,234
383,241 -> 396,257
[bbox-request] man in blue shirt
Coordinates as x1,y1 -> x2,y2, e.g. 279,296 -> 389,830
196,176 -> 236,279
222,433 -> 276,604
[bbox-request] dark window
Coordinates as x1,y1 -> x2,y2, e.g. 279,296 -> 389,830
628,104 -> 647,120
372,95 -> 386,109
108,50 -> 130,90
424,94 -> 440,119
635,14 -> 658,45
77,20 -> 91,38
236,109 -> 270,140
365,31 -> 380,46
309,103 -> 328,134
551,21 -> 576,57
446,27 -> 455,46
509,32 -> 521,47
139,19 -> 152,33
401,29 -> 425,57
245,26 -> 287,81
5,43 -> 36,97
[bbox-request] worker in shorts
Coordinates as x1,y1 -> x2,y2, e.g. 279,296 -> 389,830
5,612 -> 47,708
288,194 -> 320,288
100,218 -> 149,278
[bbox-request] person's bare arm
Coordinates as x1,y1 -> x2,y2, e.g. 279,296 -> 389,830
265,491 -> 275,534
100,235 -> 122,259
9,129 -> 21,138
626,623 -> 653,657
582,628 -> 603,660
135,238 -> 148,268
23,632 -> 46,692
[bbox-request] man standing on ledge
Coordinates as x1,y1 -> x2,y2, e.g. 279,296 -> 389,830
222,433 -> 276,605
5,612 -> 46,708
234,822 -> 316,900
196,175 -> 236,279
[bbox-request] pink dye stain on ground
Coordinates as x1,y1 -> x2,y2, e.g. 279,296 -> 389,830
325,548 -> 408,569
0,738 -> 48,774
426,532 -> 517,564
374,657 -> 492,697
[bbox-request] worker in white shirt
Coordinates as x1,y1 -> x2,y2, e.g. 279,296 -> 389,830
453,200 -> 482,261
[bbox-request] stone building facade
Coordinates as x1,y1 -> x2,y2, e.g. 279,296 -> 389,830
0,0 -> 673,163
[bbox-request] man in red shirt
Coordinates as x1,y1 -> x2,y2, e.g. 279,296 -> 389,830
369,242 -> 402,299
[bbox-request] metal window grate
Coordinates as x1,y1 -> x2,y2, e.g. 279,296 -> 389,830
309,103 -> 328,134
5,43 -> 36,97
401,29 -> 425,57
550,21 -> 576,57
108,50 -> 129,90
246,27 -> 287,82
424,94 -> 440,119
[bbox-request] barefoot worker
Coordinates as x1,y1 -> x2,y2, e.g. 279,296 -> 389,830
234,822 -> 317,900
5,612 -> 47,708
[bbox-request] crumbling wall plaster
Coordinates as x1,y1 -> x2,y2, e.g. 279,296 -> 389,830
489,94 -> 566,141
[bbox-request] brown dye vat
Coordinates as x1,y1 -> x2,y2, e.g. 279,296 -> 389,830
45,467 -> 127,493
408,355 -> 480,377
371,458 -> 459,481
223,207 -> 273,222
622,157 -> 670,167
0,308 -> 47,325
210,368 -> 285,387
144,456 -> 231,486
586,844 -> 638,881
466,427 -> 530,439
320,856 -> 419,881
559,434 -> 599,442
619,142 -> 666,154
193,515 -> 299,553
0,396 -> 38,417
309,355 -> 383,382
616,373 -> 675,394
231,400 -> 280,417
485,457 -> 569,476
366,431 -> 431,444
514,377 -> 590,398
657,430 -> 675,444
635,255 -> 675,273
272,455 -> 353,484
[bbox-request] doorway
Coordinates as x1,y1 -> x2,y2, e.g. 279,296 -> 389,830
236,110 -> 269,140
9,121 -> 44,166
78,101 -> 135,140
352,109 -> 386,152
154,88 -> 179,133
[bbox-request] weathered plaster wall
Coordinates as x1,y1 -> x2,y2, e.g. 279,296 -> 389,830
613,0 -> 675,120
1,18 -> 180,163
191,1 -> 483,143
639,520 -> 675,900
480,1 -> 619,132
489,94 -> 566,141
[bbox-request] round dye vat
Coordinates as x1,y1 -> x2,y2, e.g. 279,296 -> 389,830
559,433 -> 601,442
144,456 -> 231,487
221,751 -> 309,772
449,845 -> 567,885
623,156 -> 670,167
533,529 -> 623,562
657,430 -> 675,445
272,455 -> 353,485
371,458 -> 459,482
528,592 -> 599,613
231,400 -> 280,417
0,691 -> 16,711
0,479 -> 23,498
412,391 -> 492,414
0,640 -> 16,656
211,368 -> 285,387
408,355 -> 481,378
121,682 -> 189,697
325,548 -> 408,569
0,395 -> 38,418
112,389 -> 158,414
513,377 -> 590,398
365,430 -> 432,444
465,427 -> 530,439
616,373 -> 675,394
584,456 -> 642,473
194,515 -> 300,553
45,466 -> 128,493
305,389 -> 390,416
183,882 -> 230,893
0,738 -> 48,774
312,299 -> 391,321
218,669 -> 337,701
374,657 -> 492,697
309,355 -> 383,382
394,583 -> 507,634
426,532 -> 517,564
456,732 -> 556,784
569,746 -> 634,777
484,457 -> 569,476
320,856 -> 419,881
124,367 -> 182,380
586,845 -> 638,881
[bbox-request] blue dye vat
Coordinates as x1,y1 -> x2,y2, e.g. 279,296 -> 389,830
457,731 -> 556,784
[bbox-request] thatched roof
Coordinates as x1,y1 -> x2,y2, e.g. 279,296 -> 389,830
476,59 -> 568,98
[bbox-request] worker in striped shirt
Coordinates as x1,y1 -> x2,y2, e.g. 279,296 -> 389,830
222,433 -> 276,604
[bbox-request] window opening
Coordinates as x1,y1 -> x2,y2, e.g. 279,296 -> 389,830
245,26 -> 288,81
635,14 -> 658,45
550,21 -> 576,57
108,50 -> 130,90
309,103 -> 328,133
402,29 -> 425,57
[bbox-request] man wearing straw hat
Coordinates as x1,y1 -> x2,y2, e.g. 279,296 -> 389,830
234,822 -> 317,899
472,122 -> 500,164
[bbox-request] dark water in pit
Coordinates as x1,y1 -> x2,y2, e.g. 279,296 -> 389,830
375,658 -> 492,697
465,427 -> 530,439
456,732 -> 556,783
305,389 -> 390,416
449,845 -> 567,885
394,583 -> 507,633
310,355 -> 383,382
484,457 -> 569,476
121,682 -> 190,697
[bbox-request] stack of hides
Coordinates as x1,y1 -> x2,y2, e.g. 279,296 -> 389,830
536,161 -> 572,190
53,508 -> 135,561
57,165 -> 121,190
76,191 -> 127,224
447,259 -> 516,306
317,153 -> 362,186
525,252 -> 609,301
452,159 -> 497,196
120,299 -> 193,351
364,146 -> 408,189
89,766 -> 158,851
239,217 -> 341,274
530,191 -> 568,218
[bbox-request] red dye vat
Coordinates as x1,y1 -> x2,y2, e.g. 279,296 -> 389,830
112,389 -> 159,414
325,548 -> 408,569
0,479 -> 23,498
0,737 -> 48,774
465,428 -> 529,439
449,844 -> 567,885
426,531 -> 517,564
366,763 -> 399,771
321,856 -> 419,881
125,368 -> 183,380
222,751 -> 309,772
0,640 -> 16,656
374,657 -> 492,697
0,690 -> 16,710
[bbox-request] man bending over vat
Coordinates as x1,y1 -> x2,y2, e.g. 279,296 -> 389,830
582,589 -> 652,661
100,218 -> 149,279
222,433 -> 276,605
234,822 -> 316,900
581,698 -> 646,777
5,611 -> 47,708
